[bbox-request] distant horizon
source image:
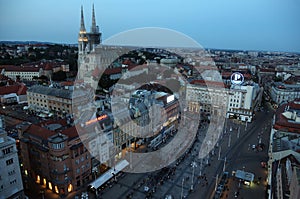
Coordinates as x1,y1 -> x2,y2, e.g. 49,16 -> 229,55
1,39 -> 300,54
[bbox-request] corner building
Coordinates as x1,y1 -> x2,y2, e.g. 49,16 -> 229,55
20,123 -> 91,197
0,117 -> 24,199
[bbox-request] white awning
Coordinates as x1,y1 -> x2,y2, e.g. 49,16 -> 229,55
89,159 -> 129,190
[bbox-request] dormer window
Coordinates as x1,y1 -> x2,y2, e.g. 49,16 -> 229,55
49,133 -> 67,150
52,142 -> 65,150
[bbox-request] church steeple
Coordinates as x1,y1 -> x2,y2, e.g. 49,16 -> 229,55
80,6 -> 86,33
91,4 -> 98,33
78,5 -> 88,54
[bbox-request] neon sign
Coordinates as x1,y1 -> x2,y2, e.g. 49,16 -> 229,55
85,114 -> 108,125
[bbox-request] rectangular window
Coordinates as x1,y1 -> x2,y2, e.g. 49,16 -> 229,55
52,143 -> 65,150
9,179 -> 17,184
8,170 -> 15,176
6,158 -> 13,165
2,146 -> 13,155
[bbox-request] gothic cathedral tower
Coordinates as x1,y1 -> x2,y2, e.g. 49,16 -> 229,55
77,4 -> 102,80
86,4 -> 101,51
78,4 -> 101,54
78,6 -> 88,55
78,4 -> 101,61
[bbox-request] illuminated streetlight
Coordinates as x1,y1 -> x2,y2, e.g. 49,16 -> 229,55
191,161 -> 197,191
181,178 -> 185,199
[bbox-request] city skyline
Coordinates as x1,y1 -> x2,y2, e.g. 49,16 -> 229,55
0,0 -> 300,53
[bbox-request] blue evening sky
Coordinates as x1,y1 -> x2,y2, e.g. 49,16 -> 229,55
0,0 -> 299,52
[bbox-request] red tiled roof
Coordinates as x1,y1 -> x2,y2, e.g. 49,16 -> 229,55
0,74 -> 12,82
25,124 -> 55,140
190,79 -> 226,88
0,65 -> 41,72
60,81 -> 74,86
17,83 -> 27,95
259,68 -> 275,73
25,123 -> 80,141
104,67 -> 122,75
61,126 -> 79,140
44,63 -> 53,70
221,72 -> 232,78
274,99 -> 300,134
38,119 -> 68,127
222,72 -> 252,80
0,83 -> 27,95
122,59 -> 133,65
128,64 -> 145,71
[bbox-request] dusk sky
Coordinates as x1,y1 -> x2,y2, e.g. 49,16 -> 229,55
0,0 -> 299,52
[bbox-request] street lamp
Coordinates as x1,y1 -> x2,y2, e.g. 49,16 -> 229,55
219,156 -> 227,173
228,133 -> 231,148
191,161 -> 197,191
214,174 -> 219,191
223,157 -> 227,172
199,159 -> 203,176
181,178 -> 185,199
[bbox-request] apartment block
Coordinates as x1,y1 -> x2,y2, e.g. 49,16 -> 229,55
0,117 -> 24,199
27,85 -> 93,117
20,122 -> 91,197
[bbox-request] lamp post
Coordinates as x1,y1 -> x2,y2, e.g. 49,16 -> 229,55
219,156 -> 227,173
199,159 -> 203,176
215,174 -> 219,191
223,157 -> 227,172
191,161 -> 197,191
181,178 -> 185,199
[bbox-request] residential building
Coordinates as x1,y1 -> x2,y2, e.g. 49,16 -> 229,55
0,116 -> 24,199
111,90 -> 180,158
0,65 -> 44,81
269,155 -> 299,199
290,166 -> 300,199
270,81 -> 300,105
20,121 -> 92,197
27,85 -> 93,117
267,99 -> 300,199
0,83 -> 27,104
227,82 -> 263,122
186,80 -> 228,117
186,80 -> 262,122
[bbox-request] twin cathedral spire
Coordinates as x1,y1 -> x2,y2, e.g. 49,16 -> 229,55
78,4 -> 101,54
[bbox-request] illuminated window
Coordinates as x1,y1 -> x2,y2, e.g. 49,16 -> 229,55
43,178 -> 47,186
36,175 -> 40,183
48,182 -> 52,190
24,170 -> 28,176
55,186 -> 59,194
68,184 -> 73,192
